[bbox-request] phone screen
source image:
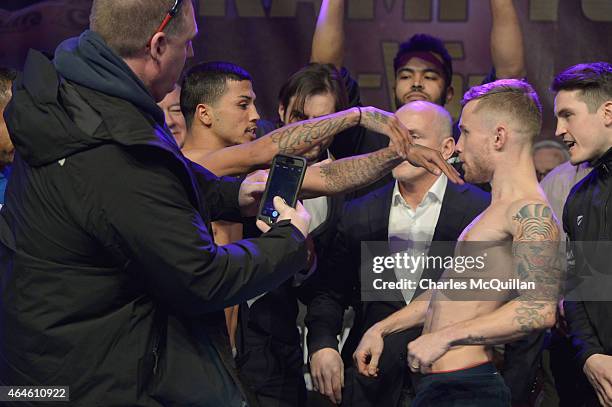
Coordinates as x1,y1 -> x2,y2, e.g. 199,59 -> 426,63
259,155 -> 306,224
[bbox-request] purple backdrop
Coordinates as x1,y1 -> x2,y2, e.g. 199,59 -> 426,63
1,0 -> 611,137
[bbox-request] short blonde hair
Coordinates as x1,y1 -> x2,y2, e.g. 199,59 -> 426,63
462,79 -> 542,141
90,0 -> 192,58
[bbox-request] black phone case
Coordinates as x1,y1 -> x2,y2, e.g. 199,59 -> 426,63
257,154 -> 307,225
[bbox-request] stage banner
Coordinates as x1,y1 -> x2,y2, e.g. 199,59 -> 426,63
1,0 -> 611,136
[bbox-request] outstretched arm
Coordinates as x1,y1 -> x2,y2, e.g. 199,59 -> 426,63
194,107 -> 416,177
407,203 -> 561,372
301,140 -> 463,198
490,0 -> 526,78
310,0 -> 345,68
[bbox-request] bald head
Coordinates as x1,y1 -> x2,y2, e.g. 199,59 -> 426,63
395,101 -> 453,142
392,101 -> 455,183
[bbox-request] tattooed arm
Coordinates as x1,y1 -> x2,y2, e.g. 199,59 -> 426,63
405,202 -> 561,371
300,148 -> 400,198
300,139 -> 462,198
196,108 -> 359,176
193,107 -> 417,177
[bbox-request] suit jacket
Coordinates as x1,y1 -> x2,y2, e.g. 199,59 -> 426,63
306,179 -> 546,405
236,193 -> 345,406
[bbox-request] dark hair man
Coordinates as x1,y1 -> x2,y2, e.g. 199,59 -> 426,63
0,67 -> 16,206
311,0 -> 526,158
553,62 -> 612,407
354,80 -> 561,407
179,61 -> 460,189
178,59 -> 461,407
0,1 -> 315,406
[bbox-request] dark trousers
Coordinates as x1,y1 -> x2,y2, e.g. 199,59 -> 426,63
413,362 -> 511,407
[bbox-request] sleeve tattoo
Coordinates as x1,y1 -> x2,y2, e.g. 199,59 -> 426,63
512,203 -> 562,333
318,148 -> 401,194
269,115 -> 353,155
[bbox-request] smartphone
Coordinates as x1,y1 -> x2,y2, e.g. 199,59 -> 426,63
257,154 -> 307,225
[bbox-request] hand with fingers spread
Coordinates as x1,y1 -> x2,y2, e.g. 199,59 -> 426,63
310,348 -> 344,405
584,354 -> 612,407
256,196 -> 311,238
405,144 -> 463,185
407,332 -> 451,374
353,326 -> 385,378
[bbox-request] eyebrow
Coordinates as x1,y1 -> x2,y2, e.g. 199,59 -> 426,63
397,67 -> 442,75
237,95 -> 254,101
555,108 -> 572,117
459,124 -> 468,133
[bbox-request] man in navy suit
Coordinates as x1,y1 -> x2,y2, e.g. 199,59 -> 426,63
305,100 -> 491,406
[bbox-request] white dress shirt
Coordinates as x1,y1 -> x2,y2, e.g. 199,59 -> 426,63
388,174 -> 447,304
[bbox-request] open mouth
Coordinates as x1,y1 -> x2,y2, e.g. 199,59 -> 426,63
564,140 -> 576,151
245,127 -> 257,139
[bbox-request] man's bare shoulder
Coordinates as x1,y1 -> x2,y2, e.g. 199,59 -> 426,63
506,197 -> 560,242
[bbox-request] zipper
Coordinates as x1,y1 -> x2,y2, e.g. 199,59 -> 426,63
152,331 -> 160,375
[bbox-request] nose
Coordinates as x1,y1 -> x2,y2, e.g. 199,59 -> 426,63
187,41 -> 194,59
455,135 -> 463,154
250,105 -> 260,122
411,73 -> 424,89
554,120 -> 566,139
164,111 -> 175,128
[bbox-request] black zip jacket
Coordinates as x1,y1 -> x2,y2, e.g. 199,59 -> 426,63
563,147 -> 612,368
0,31 -> 307,406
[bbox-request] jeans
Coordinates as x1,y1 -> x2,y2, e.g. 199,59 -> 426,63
413,362 -> 511,407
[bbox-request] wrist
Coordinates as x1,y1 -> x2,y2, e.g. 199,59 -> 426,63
352,106 -> 362,127
441,326 -> 464,347
371,321 -> 390,338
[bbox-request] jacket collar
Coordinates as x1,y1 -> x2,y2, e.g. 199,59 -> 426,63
592,147 -> 612,176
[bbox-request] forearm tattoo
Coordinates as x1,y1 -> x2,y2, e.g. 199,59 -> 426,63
319,148 -> 401,194
361,109 -> 391,133
270,115 -> 353,155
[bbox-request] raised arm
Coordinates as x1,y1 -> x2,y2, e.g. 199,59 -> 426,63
490,0 -> 526,78
310,0 -> 345,68
406,203 -> 561,371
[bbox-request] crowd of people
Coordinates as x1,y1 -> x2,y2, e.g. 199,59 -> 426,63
0,1 -> 611,407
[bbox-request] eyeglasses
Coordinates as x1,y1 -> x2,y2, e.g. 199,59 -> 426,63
148,0 -> 184,45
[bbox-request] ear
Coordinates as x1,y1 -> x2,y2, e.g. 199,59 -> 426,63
148,32 -> 169,62
196,103 -> 213,127
445,85 -> 455,104
440,137 -> 455,160
278,104 -> 286,125
492,125 -> 508,151
602,100 -> 612,127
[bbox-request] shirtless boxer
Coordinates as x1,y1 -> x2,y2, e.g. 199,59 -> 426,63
353,79 -> 562,406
